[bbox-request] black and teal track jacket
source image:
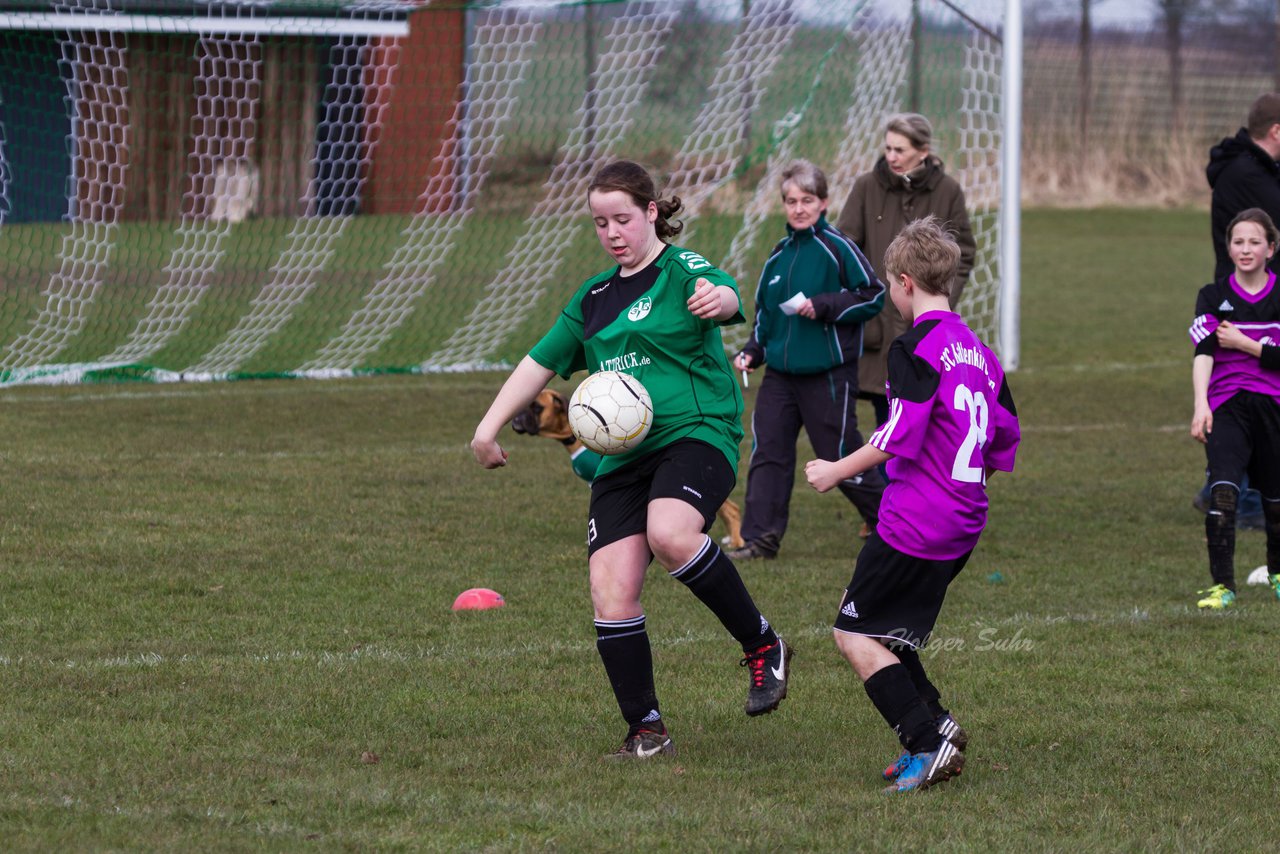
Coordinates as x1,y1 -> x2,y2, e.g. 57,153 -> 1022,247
740,214 -> 885,375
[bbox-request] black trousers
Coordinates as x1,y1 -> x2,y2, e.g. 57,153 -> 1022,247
740,362 -> 885,546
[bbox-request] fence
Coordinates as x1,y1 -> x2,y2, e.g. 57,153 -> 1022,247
1024,7 -> 1280,206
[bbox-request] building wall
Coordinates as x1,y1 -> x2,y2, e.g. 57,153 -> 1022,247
362,6 -> 465,215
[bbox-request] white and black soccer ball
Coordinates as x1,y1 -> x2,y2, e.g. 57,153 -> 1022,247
567,370 -> 654,455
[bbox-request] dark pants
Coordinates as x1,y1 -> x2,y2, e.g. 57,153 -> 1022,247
740,363 -> 884,547
860,390 -> 891,481
861,389 -> 890,429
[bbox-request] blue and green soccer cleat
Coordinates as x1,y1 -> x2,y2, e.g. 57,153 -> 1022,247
1196,584 -> 1237,610
1270,574 -> 1280,601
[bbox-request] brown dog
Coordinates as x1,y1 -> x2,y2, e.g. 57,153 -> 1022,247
511,388 -> 745,549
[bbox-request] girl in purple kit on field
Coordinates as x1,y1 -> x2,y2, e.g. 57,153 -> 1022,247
804,215 -> 1020,793
1189,206 -> 1280,610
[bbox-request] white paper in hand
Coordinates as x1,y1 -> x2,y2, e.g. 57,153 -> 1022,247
779,292 -> 808,316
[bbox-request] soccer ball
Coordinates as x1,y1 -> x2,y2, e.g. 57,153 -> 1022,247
567,370 -> 654,455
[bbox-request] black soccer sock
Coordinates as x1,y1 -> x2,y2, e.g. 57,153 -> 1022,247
1206,483 -> 1238,589
595,616 -> 661,731
670,536 -> 778,652
896,647 -> 947,720
863,663 -> 943,754
1265,498 -> 1280,575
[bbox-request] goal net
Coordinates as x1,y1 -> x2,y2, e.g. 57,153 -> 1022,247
0,0 -> 1010,385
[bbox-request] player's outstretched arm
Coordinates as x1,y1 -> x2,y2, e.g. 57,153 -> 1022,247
805,444 -> 892,493
472,356 -> 557,468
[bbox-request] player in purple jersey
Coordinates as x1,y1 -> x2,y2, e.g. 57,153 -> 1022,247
1189,207 -> 1280,609
804,216 -> 1019,793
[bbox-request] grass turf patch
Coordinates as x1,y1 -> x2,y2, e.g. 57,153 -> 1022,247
0,208 -> 1277,850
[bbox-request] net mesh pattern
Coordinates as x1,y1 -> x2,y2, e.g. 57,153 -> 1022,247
0,0 -> 1007,384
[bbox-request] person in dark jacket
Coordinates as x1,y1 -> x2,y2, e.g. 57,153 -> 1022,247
1198,93 -> 1280,527
1207,93 -> 1280,282
835,113 -> 975,432
729,160 -> 886,560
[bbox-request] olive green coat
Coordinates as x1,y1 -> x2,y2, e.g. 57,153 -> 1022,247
834,155 -> 976,399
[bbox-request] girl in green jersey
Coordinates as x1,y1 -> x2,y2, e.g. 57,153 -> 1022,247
472,161 -> 791,758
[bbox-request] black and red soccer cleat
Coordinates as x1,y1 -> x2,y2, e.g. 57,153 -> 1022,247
741,637 -> 792,716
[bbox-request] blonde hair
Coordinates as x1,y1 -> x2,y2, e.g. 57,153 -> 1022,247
884,216 -> 960,296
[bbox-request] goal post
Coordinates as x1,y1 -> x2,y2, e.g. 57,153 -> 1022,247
0,0 -> 1017,385
1000,0 -> 1022,371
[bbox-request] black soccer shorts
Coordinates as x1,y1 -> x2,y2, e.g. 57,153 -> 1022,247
833,534 -> 972,651
1205,391 -> 1280,499
586,439 -> 735,556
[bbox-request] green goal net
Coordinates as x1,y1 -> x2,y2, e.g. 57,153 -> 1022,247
0,0 -> 1008,385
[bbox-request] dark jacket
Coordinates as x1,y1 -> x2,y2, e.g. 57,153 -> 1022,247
1206,128 -> 1280,281
740,214 -> 884,375
834,155 -> 975,398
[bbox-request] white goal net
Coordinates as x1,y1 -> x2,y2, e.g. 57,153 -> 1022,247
0,0 -> 1012,385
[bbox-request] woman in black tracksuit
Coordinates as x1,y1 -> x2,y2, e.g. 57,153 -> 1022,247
730,160 -> 886,560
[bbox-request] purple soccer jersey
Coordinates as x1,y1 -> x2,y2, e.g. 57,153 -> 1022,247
1190,272 -> 1280,410
868,310 -> 1020,560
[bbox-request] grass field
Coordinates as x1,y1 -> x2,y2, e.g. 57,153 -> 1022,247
1,207 -> 1277,850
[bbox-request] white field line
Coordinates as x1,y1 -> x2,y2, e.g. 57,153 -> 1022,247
1,389 -> 1187,436
0,363 -> 1190,451
0,608 -> 1158,673
1022,423 -> 1189,434
0,444 -> 464,465
0,383 -> 1188,434
1014,359 -> 1184,374
0,377 -> 429,406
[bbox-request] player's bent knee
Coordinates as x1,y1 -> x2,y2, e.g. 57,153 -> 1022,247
588,579 -> 643,621
588,549 -> 648,619
647,529 -> 707,571
1208,483 -> 1240,518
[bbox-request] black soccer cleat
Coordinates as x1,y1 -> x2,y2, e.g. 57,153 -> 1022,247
741,636 -> 792,716
604,723 -> 675,760
726,532 -> 781,561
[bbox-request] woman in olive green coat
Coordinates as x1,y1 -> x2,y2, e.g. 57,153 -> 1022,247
835,113 -> 976,427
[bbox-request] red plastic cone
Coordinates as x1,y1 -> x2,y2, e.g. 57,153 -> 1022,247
452,587 -> 505,611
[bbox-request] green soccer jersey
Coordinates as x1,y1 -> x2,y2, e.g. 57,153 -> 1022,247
529,245 -> 745,479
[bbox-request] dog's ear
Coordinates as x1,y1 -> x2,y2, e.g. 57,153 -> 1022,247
550,390 -> 570,414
